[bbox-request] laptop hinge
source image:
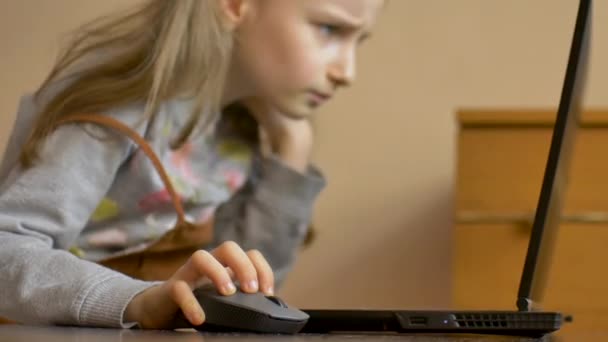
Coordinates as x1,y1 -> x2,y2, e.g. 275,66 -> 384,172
517,297 -> 533,312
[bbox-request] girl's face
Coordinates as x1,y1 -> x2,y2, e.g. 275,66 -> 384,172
227,0 -> 384,119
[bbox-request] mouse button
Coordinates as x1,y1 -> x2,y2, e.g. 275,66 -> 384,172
193,284 -> 219,296
266,295 -> 288,308
218,290 -> 270,310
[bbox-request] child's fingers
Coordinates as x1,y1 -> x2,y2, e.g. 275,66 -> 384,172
211,241 -> 259,293
173,250 -> 235,295
226,266 -> 236,279
167,280 -> 206,326
246,249 -> 274,296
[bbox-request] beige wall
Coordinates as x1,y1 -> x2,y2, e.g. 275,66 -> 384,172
1,1 -> 606,310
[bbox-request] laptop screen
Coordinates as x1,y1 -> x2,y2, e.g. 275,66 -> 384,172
516,0 -> 592,312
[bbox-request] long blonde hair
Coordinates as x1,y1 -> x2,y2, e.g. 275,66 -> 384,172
20,0 -> 233,167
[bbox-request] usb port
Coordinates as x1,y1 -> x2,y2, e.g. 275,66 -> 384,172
409,316 -> 428,326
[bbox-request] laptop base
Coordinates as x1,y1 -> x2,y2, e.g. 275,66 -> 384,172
299,309 -> 562,338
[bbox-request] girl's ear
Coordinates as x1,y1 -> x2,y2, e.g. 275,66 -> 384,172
219,0 -> 251,30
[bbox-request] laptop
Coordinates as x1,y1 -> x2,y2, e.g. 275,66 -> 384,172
300,0 -> 591,337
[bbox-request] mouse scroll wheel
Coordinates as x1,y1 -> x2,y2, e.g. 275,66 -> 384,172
266,295 -> 288,308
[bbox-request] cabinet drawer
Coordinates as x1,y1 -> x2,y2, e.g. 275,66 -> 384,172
455,110 -> 608,334
454,223 -> 608,331
457,128 -> 608,214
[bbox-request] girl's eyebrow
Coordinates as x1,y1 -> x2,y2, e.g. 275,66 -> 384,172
318,5 -> 364,29
318,5 -> 373,38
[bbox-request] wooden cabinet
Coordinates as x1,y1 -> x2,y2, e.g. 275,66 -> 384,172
454,109 -> 608,333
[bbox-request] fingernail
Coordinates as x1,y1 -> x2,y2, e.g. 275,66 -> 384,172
222,282 -> 236,295
265,286 -> 274,296
247,280 -> 259,292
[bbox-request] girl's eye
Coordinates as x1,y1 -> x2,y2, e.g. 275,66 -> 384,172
318,23 -> 340,38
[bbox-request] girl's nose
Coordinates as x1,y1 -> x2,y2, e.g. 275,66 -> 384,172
327,48 -> 356,88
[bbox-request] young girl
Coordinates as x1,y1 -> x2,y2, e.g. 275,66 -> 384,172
0,0 -> 383,330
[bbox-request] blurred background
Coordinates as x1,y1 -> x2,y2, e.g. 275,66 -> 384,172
1,0 -> 607,334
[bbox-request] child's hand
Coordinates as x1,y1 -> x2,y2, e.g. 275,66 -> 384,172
124,241 -> 274,329
243,99 -> 313,173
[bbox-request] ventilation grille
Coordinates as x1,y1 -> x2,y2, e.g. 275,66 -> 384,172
453,313 -> 556,329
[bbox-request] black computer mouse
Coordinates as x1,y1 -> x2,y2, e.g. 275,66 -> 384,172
190,284 -> 309,334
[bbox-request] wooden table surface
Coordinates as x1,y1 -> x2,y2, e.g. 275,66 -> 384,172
0,325 -> 604,342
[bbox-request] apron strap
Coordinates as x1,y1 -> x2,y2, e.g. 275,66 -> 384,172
56,114 -> 187,226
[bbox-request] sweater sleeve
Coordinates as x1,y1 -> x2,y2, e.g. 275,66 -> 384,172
211,155 -> 326,286
0,103 -> 157,327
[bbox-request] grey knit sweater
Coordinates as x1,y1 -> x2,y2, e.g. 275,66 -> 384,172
0,92 -> 325,328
